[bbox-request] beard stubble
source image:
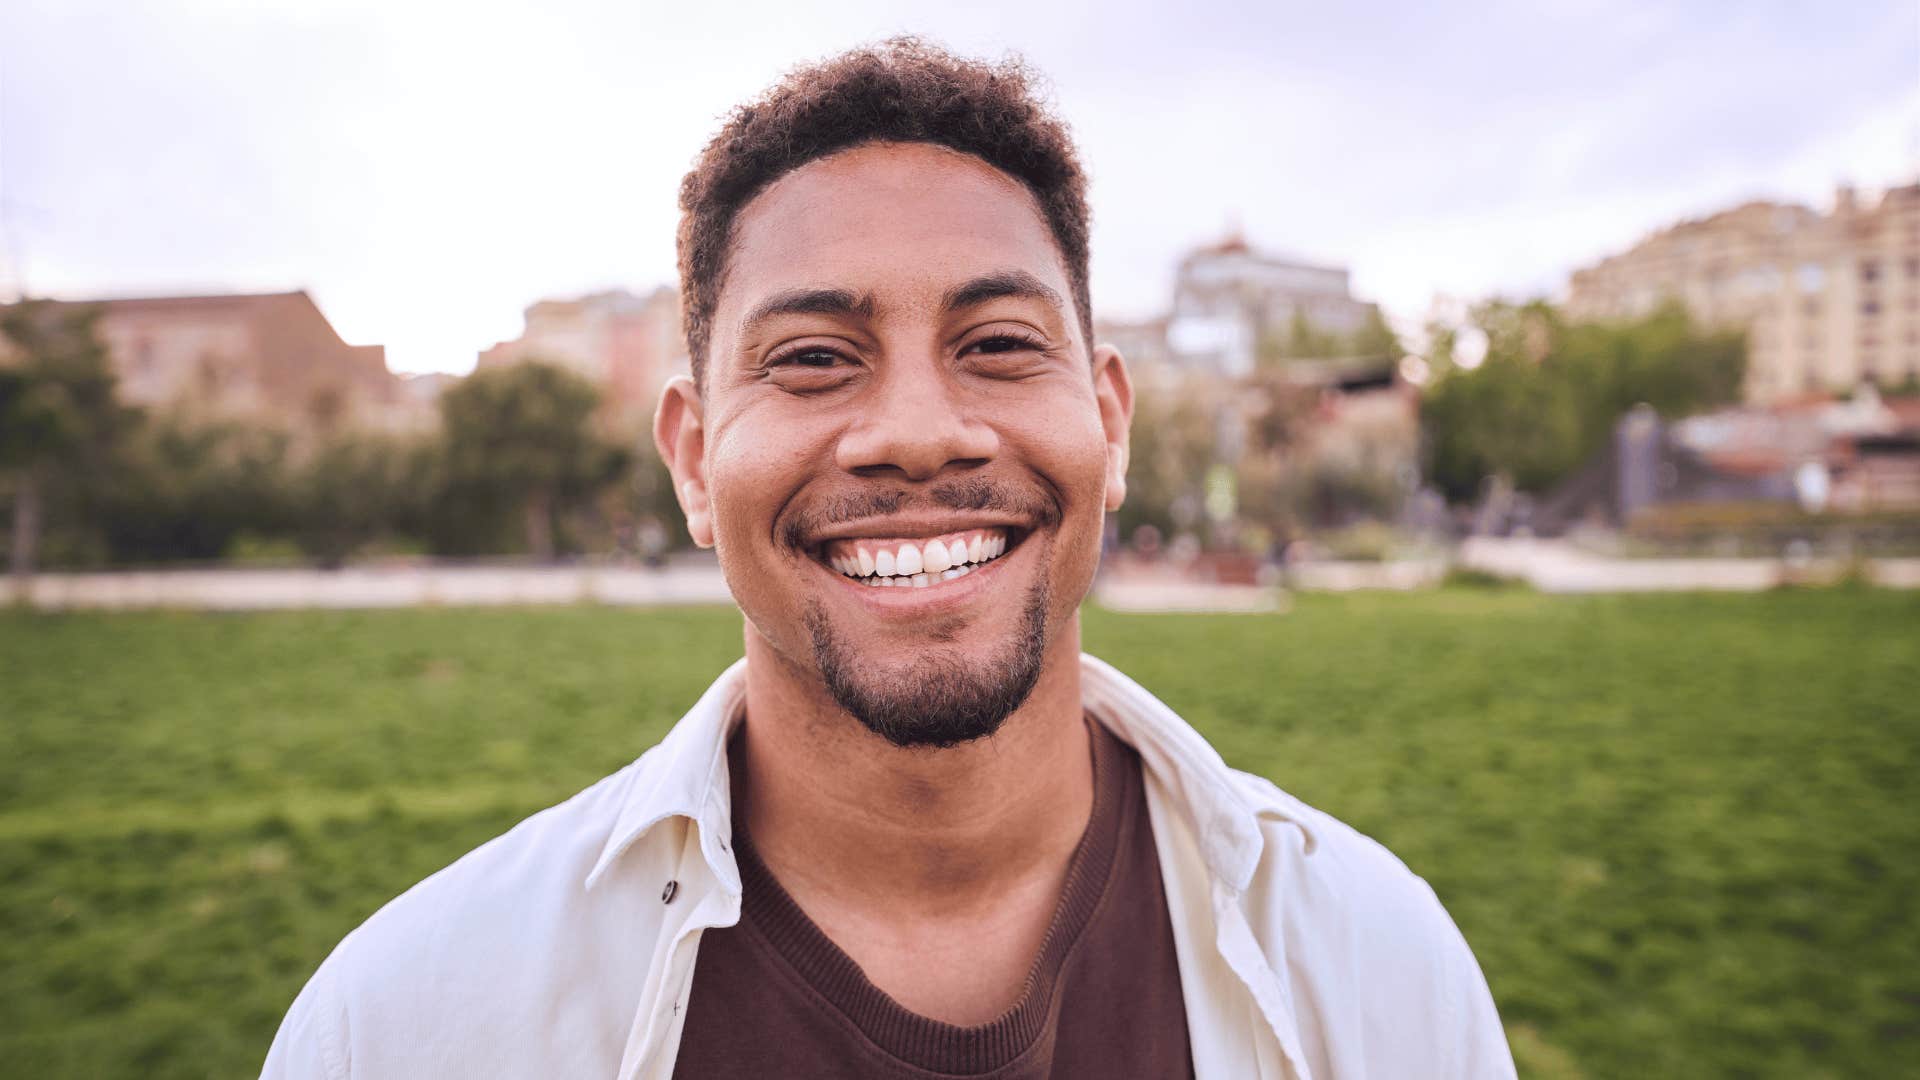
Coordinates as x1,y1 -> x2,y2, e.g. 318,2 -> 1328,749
801,577 -> 1052,749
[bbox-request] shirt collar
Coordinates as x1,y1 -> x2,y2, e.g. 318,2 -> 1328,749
585,654 -> 1316,896
1079,654 -> 1318,891
585,657 -> 748,893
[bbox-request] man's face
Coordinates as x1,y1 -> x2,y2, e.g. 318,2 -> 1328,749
660,141 -> 1131,747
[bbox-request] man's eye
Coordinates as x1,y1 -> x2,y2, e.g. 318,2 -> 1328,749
771,348 -> 846,369
969,335 -> 1042,355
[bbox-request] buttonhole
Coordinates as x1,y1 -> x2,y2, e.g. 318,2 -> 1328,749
661,879 -> 678,904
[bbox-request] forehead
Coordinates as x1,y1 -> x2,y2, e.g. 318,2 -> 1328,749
719,142 -> 1072,333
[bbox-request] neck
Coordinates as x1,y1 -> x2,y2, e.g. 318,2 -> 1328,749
734,619 -> 1094,916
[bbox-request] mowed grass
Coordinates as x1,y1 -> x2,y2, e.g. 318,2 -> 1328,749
2,589 -> 1917,1078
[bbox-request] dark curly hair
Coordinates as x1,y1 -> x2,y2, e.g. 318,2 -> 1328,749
675,37 -> 1093,385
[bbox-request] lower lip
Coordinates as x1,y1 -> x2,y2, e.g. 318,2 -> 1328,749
817,541 -> 1022,615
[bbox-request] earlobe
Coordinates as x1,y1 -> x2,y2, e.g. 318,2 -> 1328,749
653,375 -> 716,548
1092,344 -> 1134,512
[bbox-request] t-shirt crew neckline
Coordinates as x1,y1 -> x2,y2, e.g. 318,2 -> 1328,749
727,716 -> 1128,1076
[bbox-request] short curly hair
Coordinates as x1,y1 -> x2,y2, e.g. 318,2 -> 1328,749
676,37 -> 1093,386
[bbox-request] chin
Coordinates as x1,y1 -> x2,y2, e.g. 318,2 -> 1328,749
802,578 -> 1052,749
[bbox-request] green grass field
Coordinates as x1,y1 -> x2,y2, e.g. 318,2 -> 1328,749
3,589 -> 1917,1078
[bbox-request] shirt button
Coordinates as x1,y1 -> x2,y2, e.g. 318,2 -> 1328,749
661,880 -> 678,904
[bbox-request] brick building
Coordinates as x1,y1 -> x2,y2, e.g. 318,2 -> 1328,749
3,290 -> 423,436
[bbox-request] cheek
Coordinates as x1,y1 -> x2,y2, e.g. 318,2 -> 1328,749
705,413 -> 814,557
1015,406 -> 1111,511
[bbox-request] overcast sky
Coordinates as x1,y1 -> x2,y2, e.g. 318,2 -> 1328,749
3,0 -> 1916,374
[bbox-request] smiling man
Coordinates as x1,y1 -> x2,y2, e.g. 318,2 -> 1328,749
263,39 -> 1514,1080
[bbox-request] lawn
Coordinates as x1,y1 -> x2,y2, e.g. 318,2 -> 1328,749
2,588 -> 1916,1078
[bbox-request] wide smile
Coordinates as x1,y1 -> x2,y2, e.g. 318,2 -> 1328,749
814,526 -> 1026,590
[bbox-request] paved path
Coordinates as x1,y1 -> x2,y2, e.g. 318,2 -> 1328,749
1,564 -> 735,610
5,543 -> 1915,611
1459,537 -> 1920,592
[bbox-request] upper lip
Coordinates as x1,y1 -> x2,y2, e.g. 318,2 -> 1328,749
799,514 -> 1034,548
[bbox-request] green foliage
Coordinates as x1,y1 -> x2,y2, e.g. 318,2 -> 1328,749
3,593 -> 1917,1077
437,361 -> 631,559
1421,301 -> 1746,502
0,302 -> 139,573
287,434 -> 437,568
1115,389 -> 1217,543
90,418 -> 292,564
1259,307 -> 1402,367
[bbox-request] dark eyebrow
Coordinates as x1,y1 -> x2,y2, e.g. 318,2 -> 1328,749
740,287 -> 875,335
941,270 -> 1065,314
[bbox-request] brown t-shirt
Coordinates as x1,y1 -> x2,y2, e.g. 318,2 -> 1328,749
671,721 -> 1194,1078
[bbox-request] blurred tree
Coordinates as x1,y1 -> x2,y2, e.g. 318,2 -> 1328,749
1258,309 -> 1402,367
290,433 -> 435,567
94,416 -> 291,563
0,301 -> 137,577
437,360 -> 629,560
1115,389 -> 1217,544
1421,300 -> 1746,502
1347,307 -> 1403,360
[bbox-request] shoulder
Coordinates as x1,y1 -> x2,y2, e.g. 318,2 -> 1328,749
1229,770 -> 1515,1078
262,760 -> 670,1076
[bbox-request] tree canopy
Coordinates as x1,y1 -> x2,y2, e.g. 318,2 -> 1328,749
1420,300 -> 1746,502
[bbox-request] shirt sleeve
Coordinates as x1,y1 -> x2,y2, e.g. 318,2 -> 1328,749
1433,893 -> 1518,1080
258,963 -> 351,1080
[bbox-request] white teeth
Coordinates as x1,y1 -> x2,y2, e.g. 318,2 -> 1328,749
923,539 -> 951,573
895,543 -> 923,576
830,530 -> 1011,585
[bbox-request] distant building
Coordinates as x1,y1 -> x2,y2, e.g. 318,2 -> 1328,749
479,287 -> 685,432
1163,232 -> 1382,378
1567,183 -> 1920,402
1532,388 -> 1920,535
2,290 -> 425,436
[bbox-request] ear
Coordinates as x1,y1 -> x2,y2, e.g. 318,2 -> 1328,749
653,374 -> 714,548
1091,343 -> 1135,513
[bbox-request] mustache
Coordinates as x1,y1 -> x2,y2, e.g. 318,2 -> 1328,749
780,477 -> 1061,550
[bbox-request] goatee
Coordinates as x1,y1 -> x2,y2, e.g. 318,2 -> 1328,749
802,580 -> 1051,749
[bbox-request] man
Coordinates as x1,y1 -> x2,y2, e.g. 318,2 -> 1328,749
263,39 -> 1515,1079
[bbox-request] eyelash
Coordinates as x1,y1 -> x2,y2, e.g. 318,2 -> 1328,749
766,333 -> 1045,369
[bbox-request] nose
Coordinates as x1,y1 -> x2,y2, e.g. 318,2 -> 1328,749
835,362 -> 998,481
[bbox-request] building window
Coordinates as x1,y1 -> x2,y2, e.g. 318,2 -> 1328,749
1907,256 -> 1920,278
1797,262 -> 1826,292
1862,298 -> 1882,316
1861,259 -> 1881,283
1802,298 -> 1821,318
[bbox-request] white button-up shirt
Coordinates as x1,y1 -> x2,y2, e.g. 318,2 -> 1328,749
263,655 -> 1516,1079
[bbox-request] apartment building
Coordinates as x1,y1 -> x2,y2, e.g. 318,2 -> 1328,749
1568,183 -> 1920,402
